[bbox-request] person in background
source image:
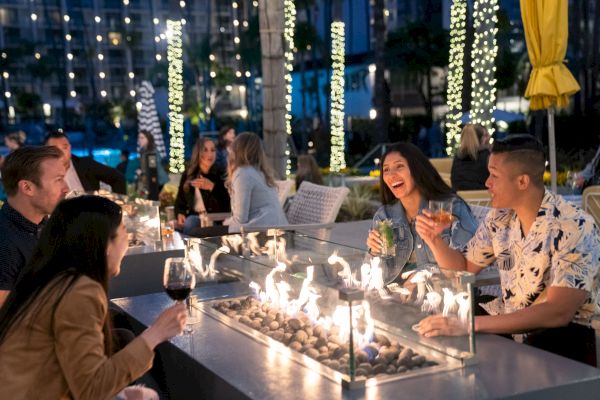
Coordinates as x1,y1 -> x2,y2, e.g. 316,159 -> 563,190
214,125 -> 236,171
45,130 -> 126,195
0,146 -> 69,307
295,154 -> 323,191
226,132 -> 287,232
366,142 -> 477,283
575,144 -> 600,191
450,124 -> 491,190
175,137 -> 230,234
415,135 -> 600,366
0,195 -> 187,399
0,130 -> 27,200
126,131 -> 168,200
116,149 -> 130,176
4,130 -> 26,151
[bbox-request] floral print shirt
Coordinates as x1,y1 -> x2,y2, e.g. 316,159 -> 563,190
463,191 -> 600,324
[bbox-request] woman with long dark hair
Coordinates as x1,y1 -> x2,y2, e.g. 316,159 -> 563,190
175,137 -> 230,233
126,130 -> 169,200
367,142 -> 477,282
214,125 -> 235,171
0,196 -> 186,399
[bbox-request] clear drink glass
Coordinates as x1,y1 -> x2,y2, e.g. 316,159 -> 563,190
428,200 -> 453,226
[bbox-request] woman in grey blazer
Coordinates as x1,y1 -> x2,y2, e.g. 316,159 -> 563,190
226,132 -> 288,232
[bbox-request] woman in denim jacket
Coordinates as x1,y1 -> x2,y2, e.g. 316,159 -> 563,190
367,142 -> 478,283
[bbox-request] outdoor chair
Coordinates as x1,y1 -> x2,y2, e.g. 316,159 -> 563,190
275,179 -> 295,206
457,190 -> 492,207
242,181 -> 350,239
429,157 -> 453,175
583,185 -> 600,226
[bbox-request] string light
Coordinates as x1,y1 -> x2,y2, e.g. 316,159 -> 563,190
283,0 -> 296,177
100,90 -> 107,97
31,13 -> 38,21
166,19 -> 185,173
95,16 -> 101,23
470,0 -> 499,136
99,72 -> 106,78
153,18 -> 159,25
329,21 -> 346,173
445,0 -> 467,155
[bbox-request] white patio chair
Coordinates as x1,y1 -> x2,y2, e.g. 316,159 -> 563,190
457,190 -> 492,207
582,185 -> 600,226
275,179 -> 295,206
242,181 -> 350,239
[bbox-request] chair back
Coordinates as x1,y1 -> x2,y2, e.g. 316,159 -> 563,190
457,190 -> 492,207
286,181 -> 350,224
583,185 -> 600,226
275,179 -> 294,206
469,204 -> 491,225
429,158 -> 453,175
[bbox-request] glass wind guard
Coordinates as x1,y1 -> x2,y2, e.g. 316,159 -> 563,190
190,233 -> 476,389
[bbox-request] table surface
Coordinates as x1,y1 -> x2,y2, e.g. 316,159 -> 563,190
113,282 -> 600,400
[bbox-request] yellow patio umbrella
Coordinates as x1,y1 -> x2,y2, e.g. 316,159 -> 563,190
520,0 -> 580,192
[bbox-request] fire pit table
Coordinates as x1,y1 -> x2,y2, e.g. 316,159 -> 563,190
110,231 -> 600,399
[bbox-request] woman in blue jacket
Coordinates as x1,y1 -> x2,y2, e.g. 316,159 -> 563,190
367,142 -> 477,283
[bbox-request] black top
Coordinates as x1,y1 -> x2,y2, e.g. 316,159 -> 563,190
174,166 -> 231,216
451,149 -> 490,191
0,202 -> 46,290
72,155 -> 127,195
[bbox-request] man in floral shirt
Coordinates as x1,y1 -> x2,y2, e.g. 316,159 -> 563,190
415,134 -> 600,366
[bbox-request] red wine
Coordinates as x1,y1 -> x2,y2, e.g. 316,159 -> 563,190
165,285 -> 191,301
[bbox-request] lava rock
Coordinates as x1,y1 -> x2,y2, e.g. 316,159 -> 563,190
313,325 -> 326,339
372,364 -> 387,375
262,316 -> 274,326
328,360 -> 340,370
314,337 -> 328,349
269,321 -> 280,331
289,341 -> 302,352
283,333 -> 293,344
397,348 -> 414,366
305,348 -> 319,359
373,333 -> 391,347
355,350 -> 369,364
239,316 -> 252,326
411,355 -> 426,367
316,353 -> 330,362
288,318 -> 303,330
293,330 -> 308,345
355,368 -> 368,376
272,331 -> 284,342
396,366 -> 408,374
318,346 -> 329,354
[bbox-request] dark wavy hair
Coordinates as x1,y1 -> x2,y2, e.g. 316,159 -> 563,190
379,142 -> 454,205
217,125 -> 234,149
0,196 -> 123,355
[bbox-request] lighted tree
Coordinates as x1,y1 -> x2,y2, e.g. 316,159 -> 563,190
445,0 -> 468,155
329,21 -> 346,173
469,0 -> 499,135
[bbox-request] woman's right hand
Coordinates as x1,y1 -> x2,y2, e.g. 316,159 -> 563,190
140,303 -> 187,349
367,229 -> 383,254
177,213 -> 186,227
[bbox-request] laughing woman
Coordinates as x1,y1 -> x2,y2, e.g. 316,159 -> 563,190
366,142 -> 477,282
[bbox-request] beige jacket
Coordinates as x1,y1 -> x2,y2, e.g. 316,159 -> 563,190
0,276 -> 154,399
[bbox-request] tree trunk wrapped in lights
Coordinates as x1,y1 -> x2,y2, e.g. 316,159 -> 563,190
283,0 -> 296,177
166,19 -> 185,173
329,21 -> 346,173
469,0 -> 499,136
445,0 -> 467,155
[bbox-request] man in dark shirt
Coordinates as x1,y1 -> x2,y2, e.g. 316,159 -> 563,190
0,146 -> 68,306
45,130 -> 127,195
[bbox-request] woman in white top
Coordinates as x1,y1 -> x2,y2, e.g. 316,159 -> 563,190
226,132 -> 288,232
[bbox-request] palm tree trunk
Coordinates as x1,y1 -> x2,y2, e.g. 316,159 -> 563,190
259,0 -> 287,178
373,0 -> 389,143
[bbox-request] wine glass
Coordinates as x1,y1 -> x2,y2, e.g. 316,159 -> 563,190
428,200 -> 454,226
163,257 -> 196,334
